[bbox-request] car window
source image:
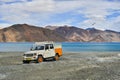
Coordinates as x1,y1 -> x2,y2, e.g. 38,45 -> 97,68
31,46 -> 44,50
37,46 -> 44,50
45,44 -> 49,50
50,44 -> 54,49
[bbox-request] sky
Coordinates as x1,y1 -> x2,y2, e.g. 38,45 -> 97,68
0,0 -> 120,32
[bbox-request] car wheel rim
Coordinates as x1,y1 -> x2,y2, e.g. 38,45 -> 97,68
55,55 -> 59,60
38,57 -> 43,62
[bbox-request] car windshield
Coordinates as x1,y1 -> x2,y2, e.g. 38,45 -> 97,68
31,45 -> 44,51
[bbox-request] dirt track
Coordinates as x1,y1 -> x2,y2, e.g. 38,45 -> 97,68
0,52 -> 120,80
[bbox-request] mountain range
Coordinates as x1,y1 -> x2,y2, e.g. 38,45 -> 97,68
0,24 -> 120,42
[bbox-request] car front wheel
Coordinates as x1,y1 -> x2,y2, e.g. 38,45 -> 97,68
37,56 -> 44,63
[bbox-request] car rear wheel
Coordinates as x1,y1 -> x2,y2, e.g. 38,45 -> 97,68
54,54 -> 59,61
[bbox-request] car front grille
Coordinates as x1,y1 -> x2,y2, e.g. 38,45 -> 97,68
26,54 -> 33,57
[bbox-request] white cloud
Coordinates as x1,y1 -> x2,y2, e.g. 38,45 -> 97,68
76,0 -> 120,31
0,0 -> 120,31
0,0 -> 28,4
0,0 -> 18,2
44,18 -> 74,27
108,16 -> 120,31
0,0 -> 27,2
0,23 -> 12,28
23,0 -> 55,13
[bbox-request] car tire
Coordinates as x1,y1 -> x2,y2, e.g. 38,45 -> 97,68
54,54 -> 59,61
37,56 -> 44,63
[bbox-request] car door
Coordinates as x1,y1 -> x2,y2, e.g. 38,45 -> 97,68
49,44 -> 55,57
44,44 -> 55,58
44,44 -> 51,58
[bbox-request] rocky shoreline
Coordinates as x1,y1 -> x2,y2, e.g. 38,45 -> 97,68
0,52 -> 120,80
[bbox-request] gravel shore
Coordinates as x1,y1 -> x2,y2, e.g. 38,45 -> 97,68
0,52 -> 120,80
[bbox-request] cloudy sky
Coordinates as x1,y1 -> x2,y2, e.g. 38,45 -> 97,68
0,0 -> 120,31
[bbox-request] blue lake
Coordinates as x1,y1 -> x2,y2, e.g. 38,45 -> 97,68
0,42 -> 120,53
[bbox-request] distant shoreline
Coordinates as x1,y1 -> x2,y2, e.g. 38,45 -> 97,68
0,42 -> 120,52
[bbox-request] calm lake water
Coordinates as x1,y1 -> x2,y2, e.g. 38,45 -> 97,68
0,42 -> 120,53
